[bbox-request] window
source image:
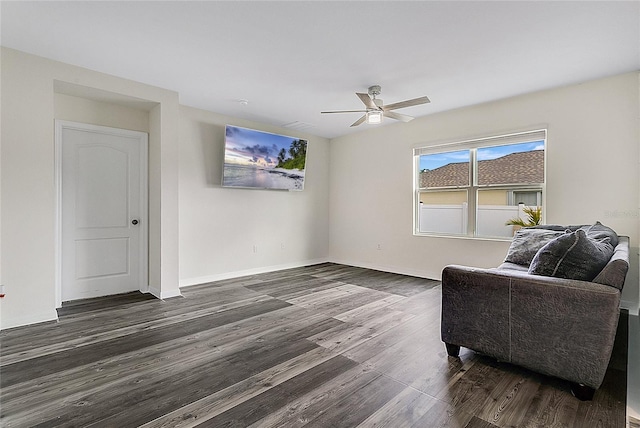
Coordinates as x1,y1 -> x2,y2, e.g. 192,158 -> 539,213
510,190 -> 542,206
414,130 -> 546,238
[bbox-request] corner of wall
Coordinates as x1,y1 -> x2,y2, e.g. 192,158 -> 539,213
147,285 -> 182,301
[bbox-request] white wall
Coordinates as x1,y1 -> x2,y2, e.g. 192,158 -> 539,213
0,40 -> 3,311
54,93 -> 150,133
630,314 -> 640,424
329,72 -> 640,312
178,106 -> 330,285
0,48 -> 181,329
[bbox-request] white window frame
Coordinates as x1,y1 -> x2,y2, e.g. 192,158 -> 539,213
413,129 -> 547,239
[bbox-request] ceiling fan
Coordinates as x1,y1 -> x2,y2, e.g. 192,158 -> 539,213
321,85 -> 430,127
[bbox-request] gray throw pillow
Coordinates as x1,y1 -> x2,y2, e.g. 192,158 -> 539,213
528,229 -> 614,281
504,228 -> 565,266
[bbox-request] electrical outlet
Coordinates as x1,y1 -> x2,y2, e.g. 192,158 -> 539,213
377,243 -> 382,250
281,243 -> 285,250
253,245 -> 258,253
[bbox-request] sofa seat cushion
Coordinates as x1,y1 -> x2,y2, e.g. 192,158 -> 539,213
504,228 -> 565,266
528,229 -> 614,281
496,262 -> 529,272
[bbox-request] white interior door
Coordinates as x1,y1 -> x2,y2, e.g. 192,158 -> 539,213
57,121 -> 148,302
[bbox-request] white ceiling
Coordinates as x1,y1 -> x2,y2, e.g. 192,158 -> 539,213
2,1 -> 639,139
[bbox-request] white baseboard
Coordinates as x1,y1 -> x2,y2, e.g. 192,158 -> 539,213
160,289 -> 183,299
148,286 -> 161,299
180,258 -> 330,288
0,309 -> 59,331
621,299 -> 640,316
327,258 -> 439,281
147,286 -> 183,300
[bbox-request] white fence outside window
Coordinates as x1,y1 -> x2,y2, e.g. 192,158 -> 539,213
419,203 -> 530,237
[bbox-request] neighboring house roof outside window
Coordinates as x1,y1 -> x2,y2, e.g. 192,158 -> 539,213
421,150 -> 544,188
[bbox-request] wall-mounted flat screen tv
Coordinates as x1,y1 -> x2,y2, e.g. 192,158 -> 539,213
222,125 -> 308,191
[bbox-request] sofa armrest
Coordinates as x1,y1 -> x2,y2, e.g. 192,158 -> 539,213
441,265 -> 512,361
593,236 -> 630,290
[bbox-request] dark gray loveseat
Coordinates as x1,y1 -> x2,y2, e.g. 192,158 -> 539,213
441,223 -> 629,400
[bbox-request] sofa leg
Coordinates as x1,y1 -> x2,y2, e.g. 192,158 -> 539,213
570,383 -> 595,401
445,343 -> 460,357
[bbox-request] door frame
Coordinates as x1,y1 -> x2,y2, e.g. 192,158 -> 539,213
54,120 -> 149,308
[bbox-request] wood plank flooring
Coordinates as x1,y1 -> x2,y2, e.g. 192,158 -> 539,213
0,263 -> 627,427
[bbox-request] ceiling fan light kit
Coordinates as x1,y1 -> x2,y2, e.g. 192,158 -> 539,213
321,85 -> 430,128
366,110 -> 383,124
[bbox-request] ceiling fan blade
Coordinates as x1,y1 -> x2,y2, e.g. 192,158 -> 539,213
356,92 -> 378,110
350,115 -> 367,127
382,96 -> 431,111
384,111 -> 414,123
321,110 -> 368,114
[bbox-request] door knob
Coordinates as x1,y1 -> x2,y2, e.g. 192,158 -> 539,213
132,219 -> 139,225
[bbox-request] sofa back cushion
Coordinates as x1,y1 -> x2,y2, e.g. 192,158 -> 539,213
578,221 -> 619,248
504,228 -> 565,266
528,229 -> 614,281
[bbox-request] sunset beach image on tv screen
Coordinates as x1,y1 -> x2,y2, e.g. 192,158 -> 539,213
222,125 -> 308,190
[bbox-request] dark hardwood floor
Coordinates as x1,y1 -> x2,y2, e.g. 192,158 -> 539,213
0,263 -> 627,427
